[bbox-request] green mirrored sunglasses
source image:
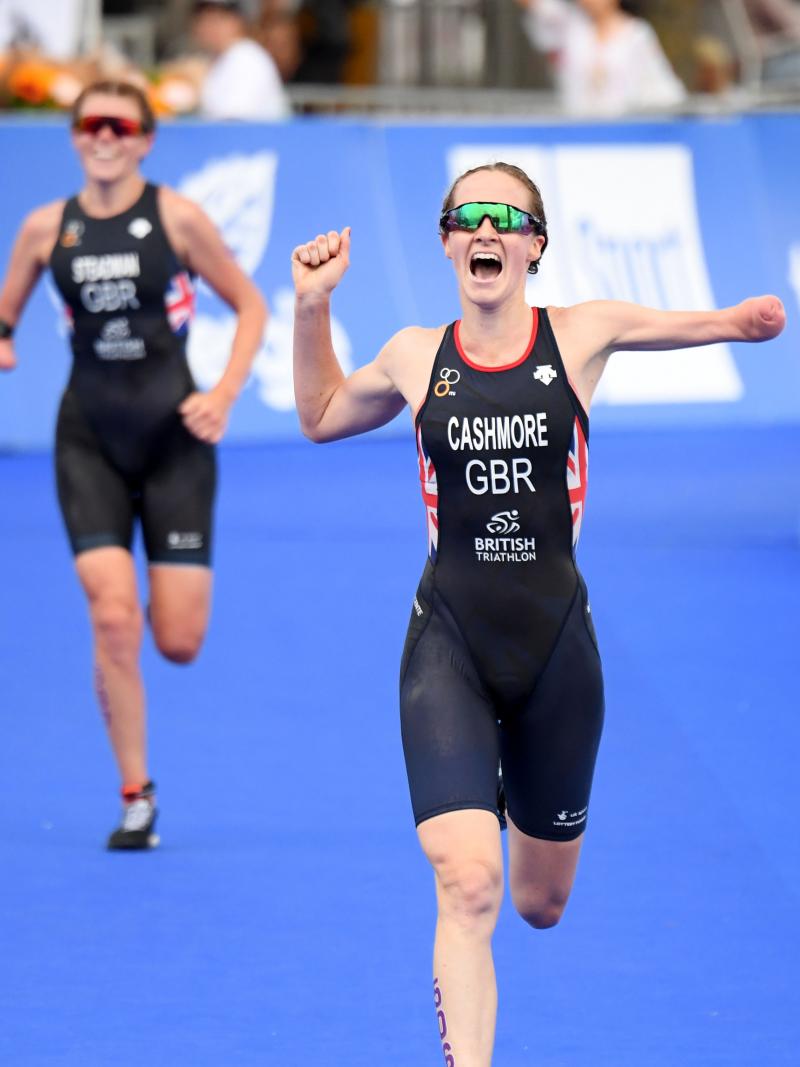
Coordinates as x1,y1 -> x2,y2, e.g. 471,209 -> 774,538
439,201 -> 543,236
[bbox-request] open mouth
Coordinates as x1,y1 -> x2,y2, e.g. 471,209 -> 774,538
470,252 -> 502,280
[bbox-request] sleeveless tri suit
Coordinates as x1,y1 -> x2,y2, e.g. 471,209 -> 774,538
49,182 -> 215,565
400,308 -> 604,840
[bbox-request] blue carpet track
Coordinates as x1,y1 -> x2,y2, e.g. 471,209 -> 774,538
1,425 -> 798,1065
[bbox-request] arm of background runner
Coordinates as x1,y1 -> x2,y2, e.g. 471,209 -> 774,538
292,227 -> 407,443
0,202 -> 63,371
160,188 -> 268,444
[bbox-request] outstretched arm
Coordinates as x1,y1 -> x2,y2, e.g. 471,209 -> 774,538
160,189 -> 268,443
0,202 -> 62,371
552,295 -> 787,413
292,228 -> 406,443
586,295 -> 786,353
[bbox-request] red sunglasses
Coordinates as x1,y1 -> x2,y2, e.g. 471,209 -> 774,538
73,114 -> 145,138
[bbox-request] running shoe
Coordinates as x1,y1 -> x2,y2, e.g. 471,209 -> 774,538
106,780 -> 159,850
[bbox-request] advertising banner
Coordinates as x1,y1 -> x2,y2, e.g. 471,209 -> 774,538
0,114 -> 798,450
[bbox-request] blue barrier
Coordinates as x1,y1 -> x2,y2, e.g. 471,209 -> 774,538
1,114 -> 798,450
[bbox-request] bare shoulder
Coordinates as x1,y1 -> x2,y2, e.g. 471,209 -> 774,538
379,324 -> 447,366
18,199 -> 65,261
27,199 -> 66,229
378,324 -> 448,413
158,185 -> 198,217
23,199 -> 65,239
158,186 -> 222,267
546,300 -> 624,355
547,301 -> 612,328
157,186 -> 209,234
544,302 -> 590,349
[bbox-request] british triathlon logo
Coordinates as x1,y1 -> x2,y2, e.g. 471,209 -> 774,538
475,510 -> 535,563
434,368 -> 460,398
93,317 -> 145,361
486,510 -> 520,534
533,364 -> 557,386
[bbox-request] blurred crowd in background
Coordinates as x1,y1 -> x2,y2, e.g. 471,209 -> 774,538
1,0 -> 800,119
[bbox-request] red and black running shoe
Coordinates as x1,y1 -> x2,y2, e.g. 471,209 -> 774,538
107,780 -> 159,850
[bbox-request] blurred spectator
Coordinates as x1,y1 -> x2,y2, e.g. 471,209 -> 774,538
515,0 -> 687,114
192,0 -> 290,118
0,0 -> 91,59
255,0 -> 302,82
692,34 -> 738,95
744,0 -> 800,82
293,0 -> 361,83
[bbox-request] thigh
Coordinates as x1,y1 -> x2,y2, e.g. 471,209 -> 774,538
147,563 -> 213,637
401,583 -> 501,828
140,422 -> 217,566
500,585 -> 605,841
506,820 -> 584,911
55,392 -> 135,556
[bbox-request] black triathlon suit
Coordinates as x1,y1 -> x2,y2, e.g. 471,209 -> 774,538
49,182 -> 215,566
400,308 -> 604,840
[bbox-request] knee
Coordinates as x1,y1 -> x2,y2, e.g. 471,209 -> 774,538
511,885 -> 569,930
152,622 -> 205,665
92,599 -> 143,664
436,858 -> 504,931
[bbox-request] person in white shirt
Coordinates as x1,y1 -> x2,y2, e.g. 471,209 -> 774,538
192,0 -> 291,120
515,0 -> 687,115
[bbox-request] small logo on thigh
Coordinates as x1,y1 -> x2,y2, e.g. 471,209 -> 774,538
167,531 -> 203,550
553,806 -> 587,829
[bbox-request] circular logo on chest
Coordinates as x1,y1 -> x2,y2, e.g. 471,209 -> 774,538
434,368 -> 461,397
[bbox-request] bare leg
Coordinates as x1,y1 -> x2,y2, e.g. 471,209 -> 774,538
506,818 -> 585,928
147,564 -> 212,664
75,547 -> 146,785
418,809 -> 504,1067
